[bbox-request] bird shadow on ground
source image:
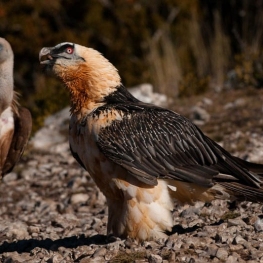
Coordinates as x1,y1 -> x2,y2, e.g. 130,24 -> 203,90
0,221 -> 226,254
168,219 -> 224,236
0,234 -> 108,254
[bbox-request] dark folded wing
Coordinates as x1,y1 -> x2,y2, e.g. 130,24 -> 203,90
97,108 -> 220,186
97,106 -> 263,189
3,107 -> 32,176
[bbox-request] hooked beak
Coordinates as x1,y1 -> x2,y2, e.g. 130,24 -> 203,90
39,47 -> 54,65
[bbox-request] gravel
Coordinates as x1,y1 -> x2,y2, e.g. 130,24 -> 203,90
0,139 -> 262,262
1,89 -> 263,262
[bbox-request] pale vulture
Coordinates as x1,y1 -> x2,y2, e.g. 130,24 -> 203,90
0,38 -> 32,178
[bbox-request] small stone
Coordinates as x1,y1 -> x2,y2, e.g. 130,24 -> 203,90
92,247 -> 107,258
3,172 -> 18,183
254,215 -> 263,232
189,219 -> 203,228
148,254 -> 162,263
190,106 -> 210,125
6,222 -> 29,240
234,98 -> 246,107
128,83 -> 168,107
180,206 -> 200,218
233,235 -> 247,245
202,97 -> 213,106
1,252 -> 33,262
80,256 -> 97,263
125,238 -> 135,249
224,102 -> 234,110
206,245 -> 218,257
168,252 -> 176,262
173,240 -> 183,250
216,248 -> 228,261
165,236 -> 174,248
28,225 -> 40,234
226,255 -> 238,263
228,244 -> 244,252
250,249 -> 263,261
70,193 -> 89,205
227,218 -> 246,227
221,233 -> 234,244
197,231 -> 208,237
47,254 -> 64,263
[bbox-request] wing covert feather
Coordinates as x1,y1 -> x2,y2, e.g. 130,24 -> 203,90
97,108 -> 219,187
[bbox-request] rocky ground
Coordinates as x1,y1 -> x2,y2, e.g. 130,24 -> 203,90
1,86 -> 263,262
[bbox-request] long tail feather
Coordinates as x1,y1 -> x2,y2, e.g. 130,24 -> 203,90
232,156 -> 263,175
220,181 -> 263,202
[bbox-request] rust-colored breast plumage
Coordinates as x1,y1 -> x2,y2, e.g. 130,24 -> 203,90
69,107 -> 175,240
69,108 -> 128,197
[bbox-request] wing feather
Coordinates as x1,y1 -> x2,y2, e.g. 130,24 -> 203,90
97,107 -> 220,187
96,104 -> 263,194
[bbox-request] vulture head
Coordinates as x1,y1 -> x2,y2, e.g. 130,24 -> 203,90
39,42 -> 121,114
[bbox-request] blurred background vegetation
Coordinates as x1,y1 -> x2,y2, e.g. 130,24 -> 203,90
1,0 -> 263,132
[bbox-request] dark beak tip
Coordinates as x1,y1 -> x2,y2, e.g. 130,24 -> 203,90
39,47 -> 52,62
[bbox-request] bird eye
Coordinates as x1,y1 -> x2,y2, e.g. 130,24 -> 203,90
66,47 -> 74,54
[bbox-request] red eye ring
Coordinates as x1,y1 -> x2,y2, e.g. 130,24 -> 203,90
66,47 -> 73,54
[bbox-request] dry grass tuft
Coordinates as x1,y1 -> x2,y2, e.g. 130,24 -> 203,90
146,3 -> 263,98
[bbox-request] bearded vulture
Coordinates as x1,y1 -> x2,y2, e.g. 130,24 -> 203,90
39,42 -> 263,241
0,38 -> 32,178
